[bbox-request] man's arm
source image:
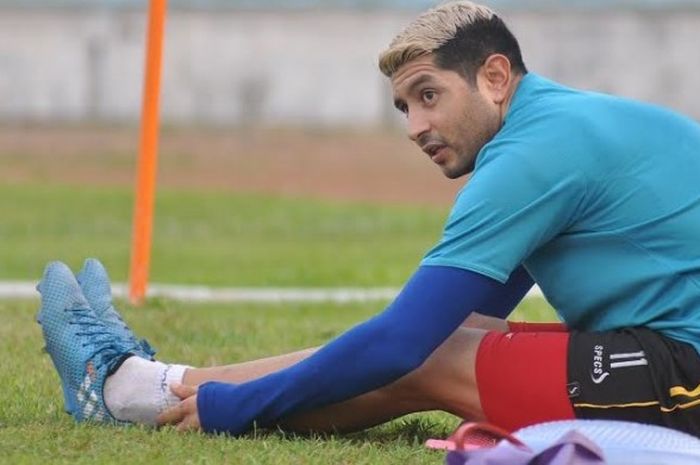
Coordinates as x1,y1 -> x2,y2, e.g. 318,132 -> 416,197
195,265 -> 508,435
487,265 -> 567,333
462,265 -> 534,330
488,265 -> 535,317
460,266 -> 567,332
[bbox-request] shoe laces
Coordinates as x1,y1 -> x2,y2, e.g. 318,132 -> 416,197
68,306 -> 134,371
97,305 -> 150,356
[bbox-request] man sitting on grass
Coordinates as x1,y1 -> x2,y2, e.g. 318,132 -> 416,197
37,0 -> 700,438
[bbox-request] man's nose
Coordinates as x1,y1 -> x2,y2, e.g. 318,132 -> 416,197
407,111 -> 430,142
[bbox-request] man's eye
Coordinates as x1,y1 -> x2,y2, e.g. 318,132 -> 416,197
422,90 -> 437,103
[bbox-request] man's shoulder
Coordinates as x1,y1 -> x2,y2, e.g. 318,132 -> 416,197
511,73 -> 690,134
484,76 -> 680,169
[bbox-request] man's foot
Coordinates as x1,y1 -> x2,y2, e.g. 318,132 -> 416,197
36,261 -> 140,422
76,258 -> 156,360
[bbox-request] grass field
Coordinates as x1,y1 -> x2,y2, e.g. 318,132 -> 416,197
0,181 -> 556,464
0,183 -> 447,285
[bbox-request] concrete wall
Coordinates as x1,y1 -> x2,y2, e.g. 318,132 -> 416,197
1,8 -> 699,126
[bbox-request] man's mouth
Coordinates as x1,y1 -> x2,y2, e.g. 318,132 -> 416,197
422,142 -> 448,163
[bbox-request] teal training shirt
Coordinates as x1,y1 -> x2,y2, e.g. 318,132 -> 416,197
422,73 -> 700,352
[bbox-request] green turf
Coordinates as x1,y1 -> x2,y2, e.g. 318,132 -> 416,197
0,297 -> 554,465
1,181 -> 557,463
0,183 -> 446,286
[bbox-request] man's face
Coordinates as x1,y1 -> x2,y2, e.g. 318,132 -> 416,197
391,55 -> 502,179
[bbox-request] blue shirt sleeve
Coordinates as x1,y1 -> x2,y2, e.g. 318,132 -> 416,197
485,265 -> 534,319
197,265 -> 511,435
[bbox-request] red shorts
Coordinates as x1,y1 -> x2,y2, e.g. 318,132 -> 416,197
475,324 -> 700,438
475,329 -> 574,431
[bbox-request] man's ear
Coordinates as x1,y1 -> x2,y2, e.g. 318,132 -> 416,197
477,54 -> 513,104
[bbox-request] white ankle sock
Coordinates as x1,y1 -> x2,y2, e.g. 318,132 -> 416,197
104,356 -> 190,425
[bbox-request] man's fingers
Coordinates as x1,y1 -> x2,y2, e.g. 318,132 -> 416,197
170,383 -> 198,400
157,387 -> 200,432
156,402 -> 184,426
176,416 -> 201,432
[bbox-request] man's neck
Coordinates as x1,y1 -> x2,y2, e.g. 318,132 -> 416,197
499,73 -> 525,124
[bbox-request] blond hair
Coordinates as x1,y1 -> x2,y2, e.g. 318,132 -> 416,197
378,1 -> 497,78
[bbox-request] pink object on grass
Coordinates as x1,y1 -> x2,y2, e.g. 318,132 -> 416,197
425,422 -> 528,451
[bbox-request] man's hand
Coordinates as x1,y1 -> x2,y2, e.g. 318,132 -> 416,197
156,383 -> 201,432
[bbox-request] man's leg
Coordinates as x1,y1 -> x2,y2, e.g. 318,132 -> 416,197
112,312 -> 571,432
182,323 -> 576,434
183,348 -> 318,386
182,327 -> 489,433
183,312 -> 561,388
183,310 -> 508,385
178,311 -> 518,432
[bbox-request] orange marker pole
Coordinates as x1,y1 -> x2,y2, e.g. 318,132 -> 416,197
129,0 -> 167,304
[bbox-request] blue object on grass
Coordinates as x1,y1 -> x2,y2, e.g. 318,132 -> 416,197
76,258 -> 156,360
36,261 -> 137,423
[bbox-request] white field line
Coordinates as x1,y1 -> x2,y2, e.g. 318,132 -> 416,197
0,281 -> 544,303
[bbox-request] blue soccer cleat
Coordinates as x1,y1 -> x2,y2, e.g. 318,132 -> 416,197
36,261 -> 140,422
76,258 -> 156,360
